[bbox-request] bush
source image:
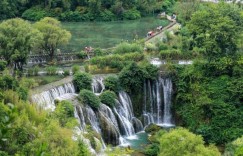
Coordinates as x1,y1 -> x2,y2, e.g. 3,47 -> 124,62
114,42 -> 143,54
63,69 -> 70,76
77,51 -> 87,59
0,61 -> 7,71
89,52 -> 144,70
33,66 -> 39,76
160,49 -> 182,59
144,144 -> 160,156
142,63 -> 159,80
119,62 -> 145,93
99,91 -> 117,108
59,11 -> 82,22
93,48 -> 103,56
72,65 -> 80,75
46,66 -> 57,75
79,89 -> 100,109
100,10 -> 116,21
145,43 -> 158,52
122,9 -> 141,20
73,72 -> 92,91
104,76 -> 120,92
22,7 -> 48,21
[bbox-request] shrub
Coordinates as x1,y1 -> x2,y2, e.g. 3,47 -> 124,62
122,9 -> 141,20
46,66 -> 57,75
119,62 -> 145,93
100,10 -> 116,21
77,51 -> 87,59
158,43 -> 169,51
79,89 -> 100,109
59,11 -> 82,22
99,91 -> 117,107
33,66 -> 39,76
145,43 -> 158,52
104,76 -> 120,92
114,42 -> 143,54
73,72 -> 92,91
93,48 -> 103,56
72,65 -> 80,75
142,63 -> 159,80
0,61 -> 7,71
144,143 -> 160,156
22,7 -> 48,21
160,49 -> 182,59
63,69 -> 70,76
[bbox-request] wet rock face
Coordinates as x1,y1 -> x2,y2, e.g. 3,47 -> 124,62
98,112 -> 120,145
132,117 -> 144,133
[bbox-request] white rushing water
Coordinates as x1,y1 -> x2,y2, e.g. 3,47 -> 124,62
31,82 -> 77,110
143,77 -> 174,127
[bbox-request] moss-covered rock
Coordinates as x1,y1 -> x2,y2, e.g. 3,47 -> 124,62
98,112 -> 120,145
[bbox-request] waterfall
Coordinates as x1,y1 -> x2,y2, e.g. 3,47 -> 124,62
143,77 -> 174,127
31,82 -> 77,110
161,78 -> 173,126
92,76 -> 105,95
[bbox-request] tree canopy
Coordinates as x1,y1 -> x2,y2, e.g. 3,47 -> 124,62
0,18 -> 42,71
34,17 -> 71,62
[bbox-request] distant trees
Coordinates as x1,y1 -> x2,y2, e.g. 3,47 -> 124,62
0,18 -> 42,71
34,17 -> 71,62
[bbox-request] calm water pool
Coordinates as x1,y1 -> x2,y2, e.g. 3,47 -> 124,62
61,17 -> 169,52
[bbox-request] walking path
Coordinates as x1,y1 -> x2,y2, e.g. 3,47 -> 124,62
145,15 -> 179,44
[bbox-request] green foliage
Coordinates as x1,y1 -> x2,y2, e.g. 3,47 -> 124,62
72,65 -> 80,75
79,89 -> 101,109
53,100 -> 77,127
77,51 -> 87,59
104,76 -> 120,93
0,18 -> 42,71
158,128 -> 220,156
34,17 -> 71,62
100,10 -> 116,21
119,62 -> 145,93
63,69 -> 70,76
114,42 -> 143,54
0,61 -> 7,71
160,49 -> 182,59
60,11 -> 82,22
22,7 -> 49,21
144,143 -> 160,156
90,52 -> 144,70
99,90 -> 117,107
187,4 -> 240,61
141,63 -> 159,80
73,72 -> 92,91
46,66 -> 57,75
123,9 -> 141,20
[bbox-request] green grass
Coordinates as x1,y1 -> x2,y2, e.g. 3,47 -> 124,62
30,75 -> 64,86
61,17 -> 169,52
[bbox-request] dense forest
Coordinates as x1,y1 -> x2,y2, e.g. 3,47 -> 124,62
0,0 -> 243,156
0,0 -> 175,21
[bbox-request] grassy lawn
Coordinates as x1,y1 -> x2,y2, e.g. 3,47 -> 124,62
61,17 -> 169,52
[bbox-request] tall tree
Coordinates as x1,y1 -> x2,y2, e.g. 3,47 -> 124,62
34,17 -> 71,62
0,18 -> 42,71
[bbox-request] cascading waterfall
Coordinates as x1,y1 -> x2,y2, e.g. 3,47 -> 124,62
31,82 -> 76,110
143,77 -> 174,127
92,76 -> 105,95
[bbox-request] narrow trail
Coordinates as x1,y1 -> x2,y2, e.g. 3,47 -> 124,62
145,15 -> 179,44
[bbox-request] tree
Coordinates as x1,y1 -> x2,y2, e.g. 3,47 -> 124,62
0,18 -> 42,71
158,128 -> 220,156
187,4 -> 240,61
34,17 -> 71,62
